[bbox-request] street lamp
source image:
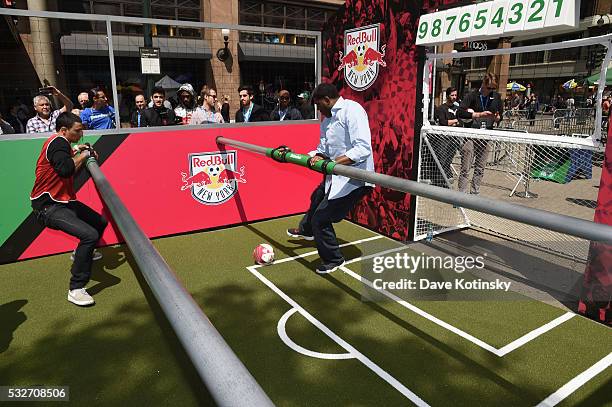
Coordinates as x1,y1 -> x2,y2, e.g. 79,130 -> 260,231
216,28 -> 231,62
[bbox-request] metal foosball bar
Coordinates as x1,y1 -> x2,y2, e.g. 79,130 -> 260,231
216,137 -> 612,244
85,158 -> 275,407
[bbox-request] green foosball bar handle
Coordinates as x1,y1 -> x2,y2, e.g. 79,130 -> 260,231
266,146 -> 336,175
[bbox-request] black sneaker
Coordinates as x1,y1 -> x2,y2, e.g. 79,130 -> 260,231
315,260 -> 346,274
287,228 -> 314,241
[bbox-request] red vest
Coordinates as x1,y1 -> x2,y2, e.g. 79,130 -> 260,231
30,134 -> 76,203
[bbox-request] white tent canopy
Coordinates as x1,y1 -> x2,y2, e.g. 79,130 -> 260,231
155,75 -> 181,89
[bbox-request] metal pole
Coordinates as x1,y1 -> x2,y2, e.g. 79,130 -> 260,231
106,19 -> 120,130
315,32 -> 322,120
143,0 -> 154,97
430,46 -> 437,120
594,40 -> 612,141
85,158 -> 275,407
216,137 -> 612,244
422,57 -> 432,125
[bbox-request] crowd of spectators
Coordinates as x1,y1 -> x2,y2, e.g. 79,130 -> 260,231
1,81 -> 316,135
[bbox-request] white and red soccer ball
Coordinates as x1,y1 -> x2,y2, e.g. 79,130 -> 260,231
253,243 -> 275,265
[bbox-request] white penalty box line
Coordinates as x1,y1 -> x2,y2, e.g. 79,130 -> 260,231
253,234 -> 575,358
247,264 -> 430,406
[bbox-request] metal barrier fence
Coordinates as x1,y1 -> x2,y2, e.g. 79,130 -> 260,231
0,8 -> 321,133
499,108 -> 602,137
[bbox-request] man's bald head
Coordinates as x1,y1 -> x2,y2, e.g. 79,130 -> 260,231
278,90 -> 291,108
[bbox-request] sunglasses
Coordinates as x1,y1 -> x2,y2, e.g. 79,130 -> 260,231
487,87 -> 497,91
279,96 -> 290,100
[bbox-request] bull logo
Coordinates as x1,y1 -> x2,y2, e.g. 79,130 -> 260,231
338,24 -> 386,92
180,150 -> 246,205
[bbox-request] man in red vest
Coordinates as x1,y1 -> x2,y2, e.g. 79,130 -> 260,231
30,112 -> 108,307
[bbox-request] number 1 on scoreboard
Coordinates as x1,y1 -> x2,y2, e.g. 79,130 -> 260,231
545,0 -> 578,30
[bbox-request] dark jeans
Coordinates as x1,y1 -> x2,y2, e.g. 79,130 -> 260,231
298,182 -> 371,265
34,201 -> 108,290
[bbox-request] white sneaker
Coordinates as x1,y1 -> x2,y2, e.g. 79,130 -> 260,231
67,287 -> 95,306
71,249 -> 103,261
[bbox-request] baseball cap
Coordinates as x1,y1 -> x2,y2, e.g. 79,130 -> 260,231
297,92 -> 309,99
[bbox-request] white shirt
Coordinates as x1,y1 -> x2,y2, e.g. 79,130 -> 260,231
313,97 -> 374,200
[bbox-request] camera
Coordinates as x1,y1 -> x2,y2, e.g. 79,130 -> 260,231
39,86 -> 54,94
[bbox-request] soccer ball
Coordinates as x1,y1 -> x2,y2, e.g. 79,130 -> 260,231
253,243 -> 275,265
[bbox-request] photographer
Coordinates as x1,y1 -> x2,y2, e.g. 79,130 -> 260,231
26,86 -> 73,133
141,87 -> 178,127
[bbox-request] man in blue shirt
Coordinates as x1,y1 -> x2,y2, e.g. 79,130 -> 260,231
287,83 -> 374,273
80,88 -> 116,130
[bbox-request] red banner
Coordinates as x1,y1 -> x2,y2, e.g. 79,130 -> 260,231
20,123 -> 321,260
579,116 -> 612,324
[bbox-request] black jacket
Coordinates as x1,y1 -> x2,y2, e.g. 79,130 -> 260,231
0,119 -> 15,134
299,104 -> 315,120
235,103 -> 269,123
129,109 -> 145,128
435,102 -> 458,126
140,106 -> 178,127
270,106 -> 303,121
456,90 -> 503,129
221,102 -> 230,123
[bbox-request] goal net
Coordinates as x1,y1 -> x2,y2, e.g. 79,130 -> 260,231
416,35 -> 611,260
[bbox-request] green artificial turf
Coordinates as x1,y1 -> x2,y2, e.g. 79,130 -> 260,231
1,215 -> 610,406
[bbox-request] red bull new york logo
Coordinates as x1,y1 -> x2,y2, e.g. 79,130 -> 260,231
180,150 -> 246,205
338,24 -> 386,92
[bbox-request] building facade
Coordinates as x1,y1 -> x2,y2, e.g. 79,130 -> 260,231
0,0 -> 343,121
434,0 -> 612,107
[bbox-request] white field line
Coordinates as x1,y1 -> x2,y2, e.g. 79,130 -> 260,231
252,235 -> 384,268
277,308 -> 353,360
536,352 -> 612,407
340,266 -> 500,356
247,265 -> 430,406
495,312 -> 576,356
258,236 -> 574,357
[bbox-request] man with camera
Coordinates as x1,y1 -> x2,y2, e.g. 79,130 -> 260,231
141,86 -> 178,127
26,86 -> 73,133
30,112 -> 108,307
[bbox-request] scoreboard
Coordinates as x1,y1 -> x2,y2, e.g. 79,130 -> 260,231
416,0 -> 580,46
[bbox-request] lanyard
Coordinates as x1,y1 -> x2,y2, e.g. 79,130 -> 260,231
243,104 -> 254,122
279,108 -> 288,121
480,94 -> 490,111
